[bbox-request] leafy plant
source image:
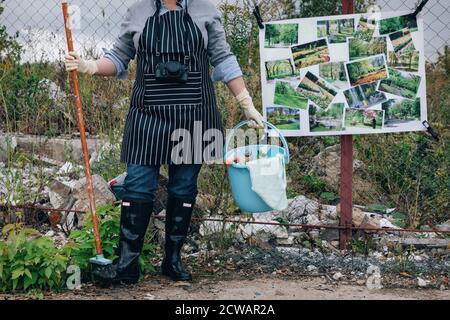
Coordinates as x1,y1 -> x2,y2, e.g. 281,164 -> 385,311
68,203 -> 157,275
302,174 -> 327,194
0,224 -> 69,291
68,203 -> 121,272
320,192 -> 339,205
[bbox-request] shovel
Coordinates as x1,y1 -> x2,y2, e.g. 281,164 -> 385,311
61,0 -> 111,266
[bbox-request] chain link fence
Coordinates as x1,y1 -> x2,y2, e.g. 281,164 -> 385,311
1,0 -> 448,62
1,0 -> 448,255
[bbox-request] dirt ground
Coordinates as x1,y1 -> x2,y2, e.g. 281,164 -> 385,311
1,275 -> 448,300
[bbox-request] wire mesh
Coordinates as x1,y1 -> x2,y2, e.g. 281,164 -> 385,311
0,1 -> 448,62
0,0 -> 448,252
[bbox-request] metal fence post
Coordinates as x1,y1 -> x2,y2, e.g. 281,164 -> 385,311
340,0 -> 355,251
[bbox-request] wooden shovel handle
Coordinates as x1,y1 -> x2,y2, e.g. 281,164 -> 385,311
62,0 -> 102,255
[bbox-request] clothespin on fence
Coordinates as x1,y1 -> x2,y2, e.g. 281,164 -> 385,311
413,0 -> 430,17
422,121 -> 440,141
253,5 -> 264,29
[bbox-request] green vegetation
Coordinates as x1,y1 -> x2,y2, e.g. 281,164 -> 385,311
317,18 -> 355,43
319,62 -> 347,88
382,98 -> 420,124
345,109 -> 384,129
302,174 -> 327,193
274,81 -> 308,109
344,83 -> 386,109
389,29 -> 415,54
309,103 -> 344,132
346,55 -> 388,86
265,59 -> 296,81
355,17 -> 376,41
349,37 -> 387,61
267,106 -> 300,130
297,72 -> 337,109
388,51 -> 419,72
379,68 -> 421,99
0,204 -> 157,292
0,224 -> 70,291
291,39 -> 330,69
265,23 -> 299,48
379,14 -> 418,35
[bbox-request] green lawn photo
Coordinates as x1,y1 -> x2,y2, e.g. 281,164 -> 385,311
267,105 -> 300,130
291,39 -> 330,70
354,17 -> 376,41
274,80 -> 308,110
296,72 -> 337,110
265,23 -> 299,48
309,103 -> 344,132
344,109 -> 384,130
265,59 -> 297,81
379,13 -> 418,35
317,18 -> 355,43
319,62 -> 348,89
382,98 -> 421,127
343,83 -> 387,109
349,37 -> 387,61
388,51 -> 419,72
346,54 -> 388,86
378,68 -> 421,99
389,29 -> 415,54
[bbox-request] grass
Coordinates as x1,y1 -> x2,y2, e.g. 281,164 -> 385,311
271,121 -> 300,130
274,93 -> 308,110
379,83 -> 417,99
379,69 -> 421,99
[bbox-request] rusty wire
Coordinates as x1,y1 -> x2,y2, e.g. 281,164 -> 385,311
2,204 -> 448,234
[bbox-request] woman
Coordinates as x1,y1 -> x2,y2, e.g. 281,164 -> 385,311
65,0 -> 263,284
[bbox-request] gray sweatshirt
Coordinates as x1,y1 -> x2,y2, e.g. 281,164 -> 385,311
103,0 -> 243,82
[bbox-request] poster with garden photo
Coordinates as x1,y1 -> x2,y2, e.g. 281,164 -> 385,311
259,12 -> 427,136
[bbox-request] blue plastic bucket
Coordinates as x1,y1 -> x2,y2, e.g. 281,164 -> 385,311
224,121 -> 290,213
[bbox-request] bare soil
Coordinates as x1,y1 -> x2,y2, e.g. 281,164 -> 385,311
1,275 -> 448,300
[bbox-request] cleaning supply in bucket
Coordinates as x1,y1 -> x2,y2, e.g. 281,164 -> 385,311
225,120 -> 290,213
245,153 -> 288,211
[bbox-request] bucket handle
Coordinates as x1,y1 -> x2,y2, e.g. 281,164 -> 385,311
224,120 -> 290,164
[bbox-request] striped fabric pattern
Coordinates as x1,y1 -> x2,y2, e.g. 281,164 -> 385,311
121,9 -> 223,165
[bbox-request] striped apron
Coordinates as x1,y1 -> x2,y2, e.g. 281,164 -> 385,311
120,4 -> 223,165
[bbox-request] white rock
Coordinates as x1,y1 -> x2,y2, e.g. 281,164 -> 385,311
333,272 -> 344,281
48,180 -> 73,209
307,265 -> 318,272
277,236 -> 294,245
417,277 -> 429,287
71,175 -> 116,223
0,135 -> 17,162
413,255 -> 423,262
57,162 -> 83,175
45,230 -> 55,237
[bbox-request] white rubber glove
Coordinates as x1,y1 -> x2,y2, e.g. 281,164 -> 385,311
236,89 -> 264,129
64,51 -> 98,75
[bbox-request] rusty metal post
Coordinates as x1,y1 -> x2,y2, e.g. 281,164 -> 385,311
340,0 -> 355,251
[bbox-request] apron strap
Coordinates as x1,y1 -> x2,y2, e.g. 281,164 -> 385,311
154,0 -> 193,67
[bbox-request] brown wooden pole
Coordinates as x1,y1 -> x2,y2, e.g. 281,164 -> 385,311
340,0 -> 354,251
62,0 -> 102,256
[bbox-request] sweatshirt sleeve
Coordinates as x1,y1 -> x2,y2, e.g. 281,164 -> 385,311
206,5 -> 243,83
103,7 -> 138,80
